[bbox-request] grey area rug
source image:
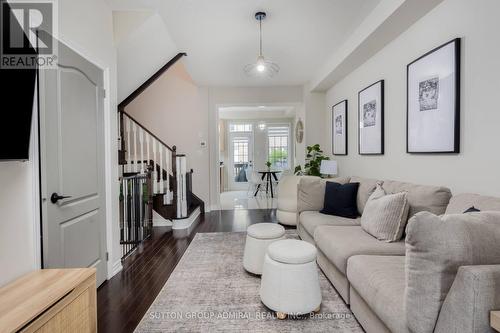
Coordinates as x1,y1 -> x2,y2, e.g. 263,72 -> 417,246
135,231 -> 362,332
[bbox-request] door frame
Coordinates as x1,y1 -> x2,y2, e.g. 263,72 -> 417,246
36,37 -> 117,280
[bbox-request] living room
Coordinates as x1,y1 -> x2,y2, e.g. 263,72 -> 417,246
0,0 -> 499,332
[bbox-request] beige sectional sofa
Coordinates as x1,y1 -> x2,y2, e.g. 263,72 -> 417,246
296,176 -> 500,333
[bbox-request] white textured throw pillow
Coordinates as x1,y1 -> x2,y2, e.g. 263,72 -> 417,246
361,184 -> 410,242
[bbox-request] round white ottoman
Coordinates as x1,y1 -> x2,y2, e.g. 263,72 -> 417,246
243,223 -> 286,275
260,239 -> 321,318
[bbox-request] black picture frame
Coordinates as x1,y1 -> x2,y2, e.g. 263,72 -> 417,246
358,80 -> 384,155
332,99 -> 348,155
406,38 -> 461,154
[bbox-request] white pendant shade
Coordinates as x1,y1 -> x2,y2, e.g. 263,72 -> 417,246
244,12 -> 279,78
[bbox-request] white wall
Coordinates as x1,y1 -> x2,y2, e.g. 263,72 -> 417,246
116,12 -> 178,102
0,0 -> 121,287
303,84 -> 327,149
0,115 -> 38,287
325,0 -> 500,196
125,61 -> 210,204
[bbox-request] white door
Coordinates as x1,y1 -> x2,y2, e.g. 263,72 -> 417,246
229,132 -> 253,190
39,41 -> 108,286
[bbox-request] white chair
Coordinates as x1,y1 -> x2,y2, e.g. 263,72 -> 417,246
246,167 -> 266,197
243,223 -> 286,274
273,169 -> 292,190
260,239 -> 322,318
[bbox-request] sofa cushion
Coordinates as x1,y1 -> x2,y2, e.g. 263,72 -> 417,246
405,211 -> 500,333
349,176 -> 381,215
361,185 -> 410,242
297,176 -> 350,213
347,255 -> 408,333
277,175 -> 318,212
445,193 -> 500,214
382,179 -> 451,218
299,211 -> 360,238
313,225 -> 405,275
320,182 -> 360,218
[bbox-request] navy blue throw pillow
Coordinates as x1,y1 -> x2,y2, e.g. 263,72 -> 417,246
463,206 -> 480,213
320,182 -> 360,219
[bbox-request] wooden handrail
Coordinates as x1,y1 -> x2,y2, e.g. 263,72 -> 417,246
118,52 -> 187,110
120,110 -> 176,152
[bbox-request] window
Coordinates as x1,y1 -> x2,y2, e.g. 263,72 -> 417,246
229,123 -> 252,132
232,137 -> 249,182
267,125 -> 290,169
233,137 -> 249,164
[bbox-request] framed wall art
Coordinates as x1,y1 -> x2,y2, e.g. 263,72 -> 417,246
358,80 -> 384,155
332,100 -> 348,155
407,38 -> 460,153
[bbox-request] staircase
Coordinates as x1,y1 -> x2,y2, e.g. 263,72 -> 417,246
116,53 -> 204,259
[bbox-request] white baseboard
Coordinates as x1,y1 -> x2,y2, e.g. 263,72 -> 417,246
172,207 -> 200,230
153,209 -> 173,227
108,260 -> 122,279
171,207 -> 201,238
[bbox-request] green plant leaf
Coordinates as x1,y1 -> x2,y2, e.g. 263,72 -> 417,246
295,143 -> 330,177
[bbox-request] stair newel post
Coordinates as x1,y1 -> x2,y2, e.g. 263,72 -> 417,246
171,145 -> 178,218
146,163 -> 153,234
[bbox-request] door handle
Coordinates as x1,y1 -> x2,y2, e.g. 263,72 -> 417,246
50,192 -> 72,204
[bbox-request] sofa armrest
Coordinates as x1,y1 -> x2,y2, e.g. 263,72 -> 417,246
435,265 -> 500,333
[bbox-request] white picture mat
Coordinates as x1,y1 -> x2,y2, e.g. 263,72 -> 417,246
333,101 -> 347,155
359,82 -> 383,154
408,42 -> 457,152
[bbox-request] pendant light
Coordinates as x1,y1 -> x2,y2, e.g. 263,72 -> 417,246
244,12 -> 279,77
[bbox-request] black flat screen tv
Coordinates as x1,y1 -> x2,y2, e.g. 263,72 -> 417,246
0,1 -> 38,161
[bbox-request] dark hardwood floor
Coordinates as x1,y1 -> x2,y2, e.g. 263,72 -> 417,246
97,209 -> 288,333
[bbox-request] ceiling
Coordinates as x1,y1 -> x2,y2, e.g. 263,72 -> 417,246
219,106 -> 295,119
107,0 -> 381,86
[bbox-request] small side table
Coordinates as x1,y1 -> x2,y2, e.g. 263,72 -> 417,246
255,170 -> 281,198
491,311 -> 500,332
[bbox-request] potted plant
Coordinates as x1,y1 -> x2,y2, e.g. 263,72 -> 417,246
266,161 -> 272,170
294,144 -> 329,177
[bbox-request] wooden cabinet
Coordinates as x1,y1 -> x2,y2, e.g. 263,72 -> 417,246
492,311 -> 500,332
0,268 -> 96,333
